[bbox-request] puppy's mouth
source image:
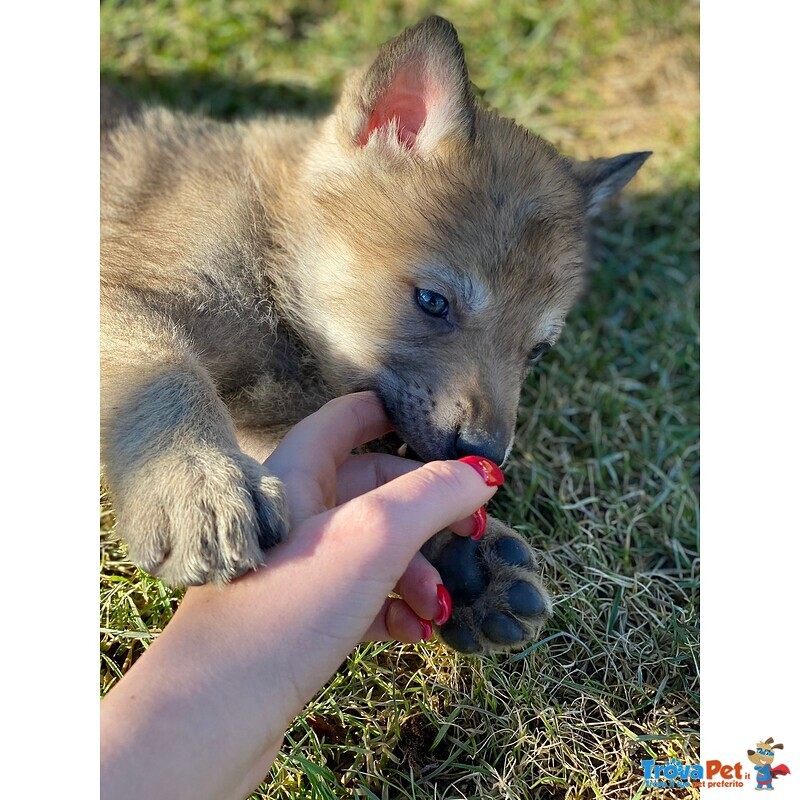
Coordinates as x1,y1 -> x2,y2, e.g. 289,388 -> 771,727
358,379 -> 458,462
353,382 -> 440,462
363,431 -> 426,461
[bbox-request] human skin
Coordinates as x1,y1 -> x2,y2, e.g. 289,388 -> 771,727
100,392 -> 498,800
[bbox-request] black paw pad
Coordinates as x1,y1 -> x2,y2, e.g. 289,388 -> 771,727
507,581 -> 546,617
435,536 -> 488,605
493,536 -> 533,568
439,623 -> 480,654
426,523 -> 551,655
481,612 -> 525,645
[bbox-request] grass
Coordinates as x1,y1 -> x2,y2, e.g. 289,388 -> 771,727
100,1 -> 699,797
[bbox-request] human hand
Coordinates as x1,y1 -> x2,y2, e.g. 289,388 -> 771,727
101,392 -> 501,800
178,392 -> 501,717
262,390 -> 492,643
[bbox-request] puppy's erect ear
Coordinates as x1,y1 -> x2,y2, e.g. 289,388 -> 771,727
337,16 -> 475,155
571,151 -> 652,216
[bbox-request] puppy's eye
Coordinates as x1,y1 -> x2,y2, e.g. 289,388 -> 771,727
416,288 -> 449,318
528,342 -> 551,363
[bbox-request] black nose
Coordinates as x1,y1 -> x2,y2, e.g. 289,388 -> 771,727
454,430 -> 507,466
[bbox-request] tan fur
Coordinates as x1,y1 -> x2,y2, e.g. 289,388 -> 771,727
101,15 -> 648,627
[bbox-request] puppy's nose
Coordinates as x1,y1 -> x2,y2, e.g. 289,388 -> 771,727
454,429 -> 508,467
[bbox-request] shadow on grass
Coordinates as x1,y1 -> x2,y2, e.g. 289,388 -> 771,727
100,69 -> 336,119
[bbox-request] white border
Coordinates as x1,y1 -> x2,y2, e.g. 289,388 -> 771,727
701,1 -> 800,795
8,1 -> 800,795
4,2 -> 99,795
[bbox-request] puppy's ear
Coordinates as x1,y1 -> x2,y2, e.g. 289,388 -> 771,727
337,16 -> 475,155
570,151 -> 652,216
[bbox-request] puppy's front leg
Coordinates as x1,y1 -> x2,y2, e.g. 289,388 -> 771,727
101,305 -> 289,586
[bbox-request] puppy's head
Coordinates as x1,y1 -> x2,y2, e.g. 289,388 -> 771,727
298,16 -> 649,463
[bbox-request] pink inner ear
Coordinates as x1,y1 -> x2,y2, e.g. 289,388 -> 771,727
357,61 -> 434,148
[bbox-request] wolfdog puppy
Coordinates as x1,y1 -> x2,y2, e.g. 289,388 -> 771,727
101,16 -> 648,654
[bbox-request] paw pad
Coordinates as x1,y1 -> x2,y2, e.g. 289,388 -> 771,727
492,536 -> 533,568
480,612 -> 525,645
424,520 -> 551,655
506,580 -> 546,616
434,537 -> 486,604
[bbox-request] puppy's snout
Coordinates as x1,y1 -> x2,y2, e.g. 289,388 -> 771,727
454,427 -> 509,467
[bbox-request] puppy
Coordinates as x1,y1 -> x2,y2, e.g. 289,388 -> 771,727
101,16 -> 649,654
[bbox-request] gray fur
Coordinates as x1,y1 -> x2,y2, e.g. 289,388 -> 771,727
101,16 -> 648,651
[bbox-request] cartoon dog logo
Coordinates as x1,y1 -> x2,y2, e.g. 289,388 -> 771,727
747,738 -> 791,790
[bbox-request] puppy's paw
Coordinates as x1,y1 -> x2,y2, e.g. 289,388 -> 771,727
114,447 -> 289,586
423,518 -> 551,655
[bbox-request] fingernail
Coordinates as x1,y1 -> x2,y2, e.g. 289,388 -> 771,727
434,584 -> 452,626
471,506 -> 488,540
458,455 -> 505,487
418,617 -> 433,642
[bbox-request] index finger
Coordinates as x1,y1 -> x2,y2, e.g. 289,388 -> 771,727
314,459 -> 499,585
269,391 -> 391,470
265,392 -> 393,521
336,453 -> 485,539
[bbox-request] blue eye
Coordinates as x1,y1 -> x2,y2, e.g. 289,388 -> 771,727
416,288 -> 449,318
528,342 -> 551,363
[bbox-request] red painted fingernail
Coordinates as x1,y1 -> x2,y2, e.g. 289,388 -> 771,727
471,506 -> 488,541
434,584 -> 452,626
458,455 -> 505,487
417,617 -> 433,642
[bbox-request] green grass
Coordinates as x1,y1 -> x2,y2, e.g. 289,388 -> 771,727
100,1 -> 699,797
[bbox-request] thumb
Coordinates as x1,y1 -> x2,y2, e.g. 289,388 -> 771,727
318,458 -> 501,582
